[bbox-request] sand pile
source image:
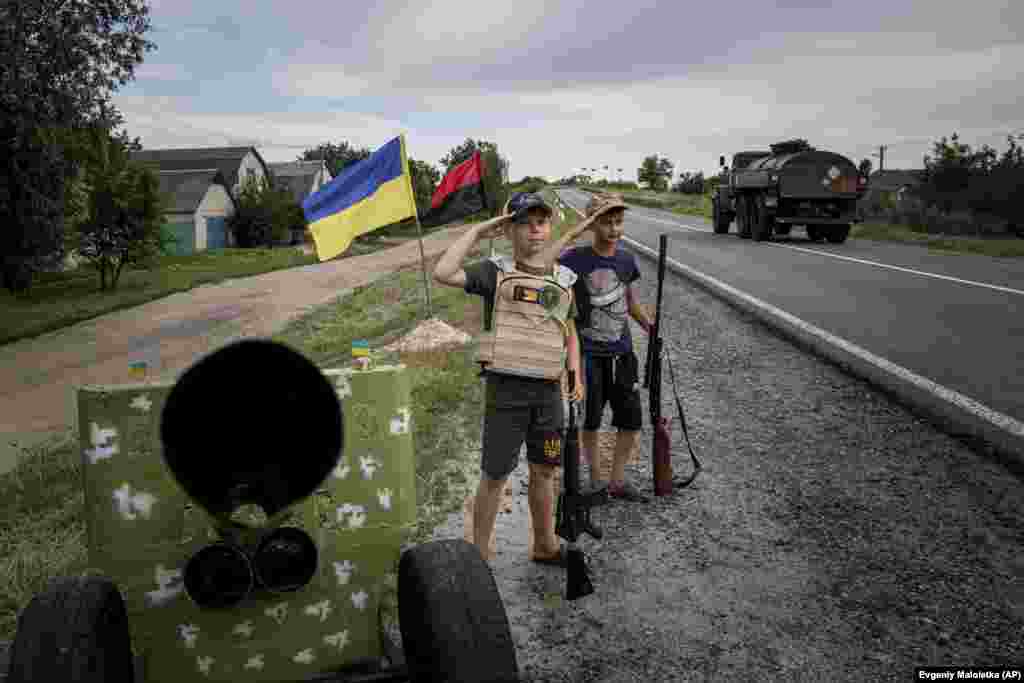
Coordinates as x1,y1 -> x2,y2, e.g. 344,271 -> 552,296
380,317 -> 473,354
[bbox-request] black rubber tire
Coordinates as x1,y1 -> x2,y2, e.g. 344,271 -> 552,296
712,199 -> 730,234
826,224 -> 851,244
737,197 -> 752,239
806,225 -> 824,242
7,576 -> 134,683
752,200 -> 772,242
398,539 -> 518,683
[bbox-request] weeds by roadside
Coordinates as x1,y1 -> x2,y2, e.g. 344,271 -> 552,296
852,222 -> 1024,257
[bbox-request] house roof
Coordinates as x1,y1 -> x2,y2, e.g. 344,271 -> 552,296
132,146 -> 269,194
158,169 -> 231,214
268,161 -> 326,204
869,169 -> 924,190
268,160 -> 326,177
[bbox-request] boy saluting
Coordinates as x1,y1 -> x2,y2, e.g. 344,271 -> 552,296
433,192 -> 583,566
550,193 -> 654,502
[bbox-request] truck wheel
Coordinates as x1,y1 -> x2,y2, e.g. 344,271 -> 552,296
826,225 -> 851,244
6,576 -> 135,683
712,199 -> 730,234
398,539 -> 518,683
806,225 -> 824,242
737,198 -> 751,239
752,201 -> 772,242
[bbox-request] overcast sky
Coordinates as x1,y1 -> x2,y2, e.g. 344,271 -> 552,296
113,0 -> 1024,181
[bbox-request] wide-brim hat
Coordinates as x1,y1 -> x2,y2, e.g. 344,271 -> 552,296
507,192 -> 554,223
585,193 -> 629,218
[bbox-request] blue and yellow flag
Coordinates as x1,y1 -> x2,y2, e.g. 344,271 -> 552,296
302,135 -> 418,262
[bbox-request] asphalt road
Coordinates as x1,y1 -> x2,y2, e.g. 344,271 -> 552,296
556,188 -> 1024,426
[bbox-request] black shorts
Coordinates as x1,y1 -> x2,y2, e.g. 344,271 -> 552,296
480,374 -> 564,481
582,352 -> 643,432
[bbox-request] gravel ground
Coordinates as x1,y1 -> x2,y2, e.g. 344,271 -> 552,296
424,244 -> 1024,682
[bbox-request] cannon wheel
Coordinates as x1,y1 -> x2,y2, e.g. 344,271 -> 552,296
826,224 -> 851,244
398,539 -> 518,683
712,198 -> 730,234
752,199 -> 773,242
6,576 -> 134,683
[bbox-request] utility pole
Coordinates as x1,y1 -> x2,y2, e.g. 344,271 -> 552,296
873,145 -> 887,172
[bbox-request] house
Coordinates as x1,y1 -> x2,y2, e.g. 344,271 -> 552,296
267,160 -> 333,205
131,146 -> 271,200
158,170 -> 236,255
267,160 -> 333,244
866,169 -> 925,203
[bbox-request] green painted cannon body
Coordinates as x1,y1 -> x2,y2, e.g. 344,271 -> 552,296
5,340 -> 518,683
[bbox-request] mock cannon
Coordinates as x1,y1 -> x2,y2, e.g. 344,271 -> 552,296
6,339 -> 518,683
713,141 -> 867,243
160,339 -> 343,608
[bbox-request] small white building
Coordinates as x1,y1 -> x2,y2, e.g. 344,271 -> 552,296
131,146 -> 271,200
267,160 -> 334,244
158,170 -> 236,255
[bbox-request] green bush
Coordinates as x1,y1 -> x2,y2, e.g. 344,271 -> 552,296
228,179 -> 304,247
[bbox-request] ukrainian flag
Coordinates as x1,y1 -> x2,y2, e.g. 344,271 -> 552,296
302,135 -> 418,262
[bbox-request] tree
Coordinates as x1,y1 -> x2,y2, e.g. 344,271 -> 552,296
408,158 -> 441,214
638,155 -> 674,191
68,127 -> 167,291
299,142 -> 371,178
439,138 -> 509,216
0,0 -> 154,292
673,171 -> 706,194
920,132 -> 998,215
228,177 -> 302,247
858,158 -> 873,177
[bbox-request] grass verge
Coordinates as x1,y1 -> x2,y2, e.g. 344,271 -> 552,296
576,186 -> 1024,257
579,185 -> 714,219
0,248 -> 318,347
851,222 -> 1024,257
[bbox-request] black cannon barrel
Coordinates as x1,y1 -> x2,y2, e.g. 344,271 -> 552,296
160,339 -> 344,521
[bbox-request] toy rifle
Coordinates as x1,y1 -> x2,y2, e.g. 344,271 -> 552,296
643,235 -> 702,495
555,369 -> 607,600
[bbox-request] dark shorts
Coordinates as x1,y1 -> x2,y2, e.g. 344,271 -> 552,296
582,352 -> 643,432
480,373 -> 564,481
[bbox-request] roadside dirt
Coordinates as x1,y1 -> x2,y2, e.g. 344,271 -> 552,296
0,225 -> 473,474
423,247 -> 1023,681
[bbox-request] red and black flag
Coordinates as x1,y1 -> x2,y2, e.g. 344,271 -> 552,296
420,151 -> 488,227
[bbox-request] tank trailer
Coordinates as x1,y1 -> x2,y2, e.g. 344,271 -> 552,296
712,142 -> 868,243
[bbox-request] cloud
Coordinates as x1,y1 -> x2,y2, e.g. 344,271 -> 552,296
116,0 -> 1024,180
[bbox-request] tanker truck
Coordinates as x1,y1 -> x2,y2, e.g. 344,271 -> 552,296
711,141 -> 867,243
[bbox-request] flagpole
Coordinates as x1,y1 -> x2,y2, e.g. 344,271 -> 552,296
413,213 -> 434,320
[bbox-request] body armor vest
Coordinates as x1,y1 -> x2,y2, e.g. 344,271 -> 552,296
476,255 -> 577,382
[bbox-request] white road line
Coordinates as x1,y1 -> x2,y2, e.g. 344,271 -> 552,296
763,242 -> 1024,297
563,193 -> 1024,297
621,233 -> 1024,441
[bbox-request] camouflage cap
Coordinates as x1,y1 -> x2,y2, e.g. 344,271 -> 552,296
585,193 -> 629,218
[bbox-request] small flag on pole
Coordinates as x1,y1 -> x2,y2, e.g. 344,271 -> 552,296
420,151 -> 488,228
351,340 -> 370,358
129,361 -> 147,380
